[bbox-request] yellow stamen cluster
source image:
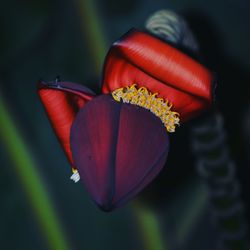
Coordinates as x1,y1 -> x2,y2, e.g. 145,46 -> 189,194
111,84 -> 180,132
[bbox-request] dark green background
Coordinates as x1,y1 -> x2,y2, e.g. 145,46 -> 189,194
1,0 -> 250,249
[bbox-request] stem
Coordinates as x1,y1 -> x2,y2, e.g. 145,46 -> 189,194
0,93 -> 70,250
133,201 -> 167,250
75,0 -> 108,75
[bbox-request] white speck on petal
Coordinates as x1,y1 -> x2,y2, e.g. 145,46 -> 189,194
70,171 -> 80,183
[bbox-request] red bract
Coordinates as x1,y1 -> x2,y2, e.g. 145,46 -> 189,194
38,81 -> 95,166
38,29 -> 213,211
102,29 -> 213,121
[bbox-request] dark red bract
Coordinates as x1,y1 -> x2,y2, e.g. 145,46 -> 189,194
70,95 -> 169,211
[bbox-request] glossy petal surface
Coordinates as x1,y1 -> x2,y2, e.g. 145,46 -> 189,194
70,94 -> 169,211
102,29 -> 213,121
38,81 -> 95,166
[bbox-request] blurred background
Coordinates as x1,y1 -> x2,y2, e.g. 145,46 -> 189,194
0,0 -> 250,249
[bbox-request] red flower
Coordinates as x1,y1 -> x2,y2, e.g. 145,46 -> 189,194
38,29 -> 213,211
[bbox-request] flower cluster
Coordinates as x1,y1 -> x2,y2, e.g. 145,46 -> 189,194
112,84 -> 180,132
38,28 -> 212,211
